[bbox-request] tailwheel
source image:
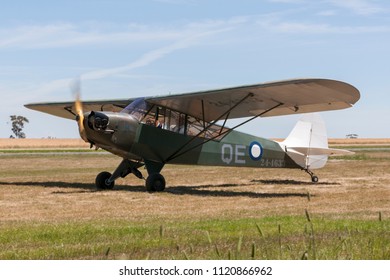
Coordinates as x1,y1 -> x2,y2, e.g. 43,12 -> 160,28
305,168 -> 319,183
96,171 -> 115,190
146,173 -> 166,192
304,167 -> 319,183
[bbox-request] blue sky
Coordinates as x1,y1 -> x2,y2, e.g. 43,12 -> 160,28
1,0 -> 389,139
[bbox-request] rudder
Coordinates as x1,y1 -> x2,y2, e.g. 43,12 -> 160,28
280,113 -> 329,170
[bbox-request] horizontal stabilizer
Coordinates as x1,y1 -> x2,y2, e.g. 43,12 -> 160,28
287,147 -> 355,156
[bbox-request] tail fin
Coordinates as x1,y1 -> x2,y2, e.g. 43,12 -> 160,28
279,113 -> 353,170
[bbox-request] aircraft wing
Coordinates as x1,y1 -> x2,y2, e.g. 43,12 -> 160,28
25,99 -> 134,120
25,79 -> 359,122
146,78 -> 360,122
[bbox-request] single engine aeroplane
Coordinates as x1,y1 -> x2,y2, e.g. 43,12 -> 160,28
25,78 -> 360,192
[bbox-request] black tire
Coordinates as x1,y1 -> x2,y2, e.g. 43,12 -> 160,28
311,176 -> 319,183
146,173 -> 166,192
96,171 -> 115,190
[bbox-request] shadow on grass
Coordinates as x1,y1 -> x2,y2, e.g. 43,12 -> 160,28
0,180 -> 313,199
166,184 -> 310,199
0,180 -> 150,194
251,179 -> 340,186
0,180 -> 99,193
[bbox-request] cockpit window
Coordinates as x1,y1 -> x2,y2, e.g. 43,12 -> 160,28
122,98 -> 229,141
121,98 -> 150,122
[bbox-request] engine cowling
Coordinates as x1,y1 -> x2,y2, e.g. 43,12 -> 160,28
88,111 -> 111,132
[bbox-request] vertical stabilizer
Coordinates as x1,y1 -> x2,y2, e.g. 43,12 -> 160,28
280,113 -> 329,170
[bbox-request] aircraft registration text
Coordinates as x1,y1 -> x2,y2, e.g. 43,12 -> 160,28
221,143 -> 285,167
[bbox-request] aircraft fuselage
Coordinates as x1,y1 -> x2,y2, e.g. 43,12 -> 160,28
83,111 -> 299,171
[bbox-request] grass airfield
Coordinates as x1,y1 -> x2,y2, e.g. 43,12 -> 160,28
0,139 -> 389,259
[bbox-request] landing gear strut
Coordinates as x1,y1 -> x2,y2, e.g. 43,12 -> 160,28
95,159 -> 144,190
95,159 -> 166,192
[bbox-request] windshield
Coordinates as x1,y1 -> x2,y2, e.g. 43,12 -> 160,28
121,98 -> 149,122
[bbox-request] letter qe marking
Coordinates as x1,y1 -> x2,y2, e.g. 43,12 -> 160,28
235,144 -> 246,164
222,144 -> 233,164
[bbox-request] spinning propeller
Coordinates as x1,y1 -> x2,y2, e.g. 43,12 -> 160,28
71,79 -> 88,142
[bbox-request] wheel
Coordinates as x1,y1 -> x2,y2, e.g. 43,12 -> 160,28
311,175 -> 319,183
96,171 -> 115,190
146,173 -> 166,192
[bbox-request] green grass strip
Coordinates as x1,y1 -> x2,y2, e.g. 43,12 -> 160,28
1,215 -> 389,260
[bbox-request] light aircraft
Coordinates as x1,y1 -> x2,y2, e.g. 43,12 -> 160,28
25,78 -> 360,192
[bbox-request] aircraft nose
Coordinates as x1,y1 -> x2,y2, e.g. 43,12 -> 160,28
83,111 -> 139,156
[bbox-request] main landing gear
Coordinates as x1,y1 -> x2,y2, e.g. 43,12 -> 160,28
95,159 -> 166,192
145,173 -> 166,192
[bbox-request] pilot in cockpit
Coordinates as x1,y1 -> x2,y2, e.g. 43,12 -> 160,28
155,118 -> 163,129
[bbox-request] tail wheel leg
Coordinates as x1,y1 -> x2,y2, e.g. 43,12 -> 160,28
305,168 -> 319,183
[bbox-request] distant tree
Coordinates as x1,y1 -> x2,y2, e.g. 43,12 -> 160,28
9,115 -> 29,139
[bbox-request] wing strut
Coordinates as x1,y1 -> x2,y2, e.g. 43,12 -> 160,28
64,106 -> 77,117
219,112 -> 230,134
201,99 -> 206,131
164,100 -> 284,163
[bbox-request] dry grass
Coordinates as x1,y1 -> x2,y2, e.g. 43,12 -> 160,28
0,138 -> 87,149
328,138 -> 390,146
1,148 -> 389,223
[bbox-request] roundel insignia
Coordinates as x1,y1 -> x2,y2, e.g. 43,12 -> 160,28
249,141 -> 263,161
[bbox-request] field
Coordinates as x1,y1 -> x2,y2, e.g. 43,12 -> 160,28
0,138 -> 389,260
